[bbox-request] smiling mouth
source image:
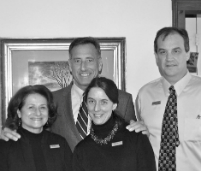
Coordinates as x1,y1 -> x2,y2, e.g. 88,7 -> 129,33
166,64 -> 176,67
80,73 -> 90,77
31,118 -> 42,121
94,114 -> 102,118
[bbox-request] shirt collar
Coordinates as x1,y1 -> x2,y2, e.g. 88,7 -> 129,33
161,71 -> 192,96
72,83 -> 84,98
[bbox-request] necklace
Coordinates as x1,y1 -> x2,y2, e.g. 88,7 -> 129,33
90,121 -> 118,145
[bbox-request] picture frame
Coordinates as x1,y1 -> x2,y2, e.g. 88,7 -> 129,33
187,52 -> 199,73
0,38 -> 125,124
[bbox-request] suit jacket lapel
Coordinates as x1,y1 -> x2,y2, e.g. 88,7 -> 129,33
60,83 -> 82,149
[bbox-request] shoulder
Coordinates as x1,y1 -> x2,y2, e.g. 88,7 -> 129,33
189,75 -> 201,88
118,89 -> 132,98
0,139 -> 11,148
122,128 -> 149,145
138,77 -> 162,95
0,139 -> 17,155
52,84 -> 72,97
114,115 -> 148,142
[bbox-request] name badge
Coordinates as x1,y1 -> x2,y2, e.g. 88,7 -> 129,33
112,141 -> 123,147
152,101 -> 161,105
50,144 -> 60,148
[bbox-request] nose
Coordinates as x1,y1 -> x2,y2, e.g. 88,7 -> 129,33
166,52 -> 174,61
35,108 -> 41,116
94,102 -> 100,112
81,61 -> 87,71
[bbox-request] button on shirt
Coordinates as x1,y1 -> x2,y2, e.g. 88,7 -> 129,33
71,83 -> 91,135
136,72 -> 201,171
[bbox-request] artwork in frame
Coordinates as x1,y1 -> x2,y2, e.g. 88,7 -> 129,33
29,61 -> 72,91
0,38 -> 125,124
187,52 -> 199,73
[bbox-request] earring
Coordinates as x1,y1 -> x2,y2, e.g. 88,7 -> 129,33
18,118 -> 22,126
45,119 -> 49,127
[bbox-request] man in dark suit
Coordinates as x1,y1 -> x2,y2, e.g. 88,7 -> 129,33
51,37 -> 137,151
1,37 -> 147,151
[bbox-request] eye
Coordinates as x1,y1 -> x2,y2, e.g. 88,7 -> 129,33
40,106 -> 48,111
158,50 -> 166,55
73,59 -> 81,64
173,49 -> 181,54
87,99 -> 95,104
28,106 -> 34,110
86,58 -> 94,63
101,100 -> 108,105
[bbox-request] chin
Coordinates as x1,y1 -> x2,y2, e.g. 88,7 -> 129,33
93,120 -> 104,125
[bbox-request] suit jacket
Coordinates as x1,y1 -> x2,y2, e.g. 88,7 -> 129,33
0,128 -> 72,171
51,83 -> 136,151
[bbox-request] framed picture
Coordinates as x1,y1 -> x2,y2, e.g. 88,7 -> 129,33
187,52 -> 199,73
0,38 -> 125,123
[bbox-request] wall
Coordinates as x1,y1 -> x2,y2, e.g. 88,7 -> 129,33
0,0 -> 172,99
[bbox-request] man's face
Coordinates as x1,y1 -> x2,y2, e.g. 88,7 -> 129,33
155,33 -> 190,84
69,44 -> 102,90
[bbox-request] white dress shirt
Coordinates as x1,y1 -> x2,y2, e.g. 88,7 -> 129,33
136,72 -> 201,171
71,83 -> 91,135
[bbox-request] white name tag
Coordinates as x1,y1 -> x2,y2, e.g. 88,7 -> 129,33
112,141 -> 123,147
50,144 -> 60,148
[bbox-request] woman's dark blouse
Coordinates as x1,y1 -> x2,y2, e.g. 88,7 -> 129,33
73,113 -> 156,171
0,127 -> 72,171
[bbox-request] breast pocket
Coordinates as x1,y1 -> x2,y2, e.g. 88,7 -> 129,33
184,118 -> 201,141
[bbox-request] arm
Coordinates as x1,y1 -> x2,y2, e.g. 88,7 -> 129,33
124,93 -> 137,122
126,94 -> 150,136
136,133 -> 156,171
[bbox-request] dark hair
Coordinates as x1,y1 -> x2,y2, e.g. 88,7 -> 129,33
84,77 -> 118,104
5,85 -> 57,130
69,37 -> 101,58
154,27 -> 189,53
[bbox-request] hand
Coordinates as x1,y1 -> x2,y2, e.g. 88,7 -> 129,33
126,120 -> 150,136
0,127 -> 21,141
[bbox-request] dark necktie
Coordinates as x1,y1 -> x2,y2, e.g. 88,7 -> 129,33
158,86 -> 180,171
76,98 -> 88,139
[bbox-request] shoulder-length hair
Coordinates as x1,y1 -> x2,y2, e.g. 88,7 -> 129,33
5,85 -> 57,130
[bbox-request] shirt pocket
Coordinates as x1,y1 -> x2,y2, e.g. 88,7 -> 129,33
184,118 -> 201,141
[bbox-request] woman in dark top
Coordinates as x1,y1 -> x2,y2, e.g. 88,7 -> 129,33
0,85 -> 72,171
73,77 -> 156,171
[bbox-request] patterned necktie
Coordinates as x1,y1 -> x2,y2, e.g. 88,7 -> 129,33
158,86 -> 180,171
76,98 -> 88,139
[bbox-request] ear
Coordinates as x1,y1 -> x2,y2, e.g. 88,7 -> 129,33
185,51 -> 190,61
17,109 -> 21,118
68,60 -> 72,72
98,58 -> 103,74
112,103 -> 117,111
154,53 -> 159,66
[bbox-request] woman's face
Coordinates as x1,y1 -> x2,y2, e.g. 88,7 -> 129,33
17,93 -> 49,133
87,87 -> 117,125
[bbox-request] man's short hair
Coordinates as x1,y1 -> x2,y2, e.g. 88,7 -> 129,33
69,37 -> 101,58
154,27 -> 190,53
